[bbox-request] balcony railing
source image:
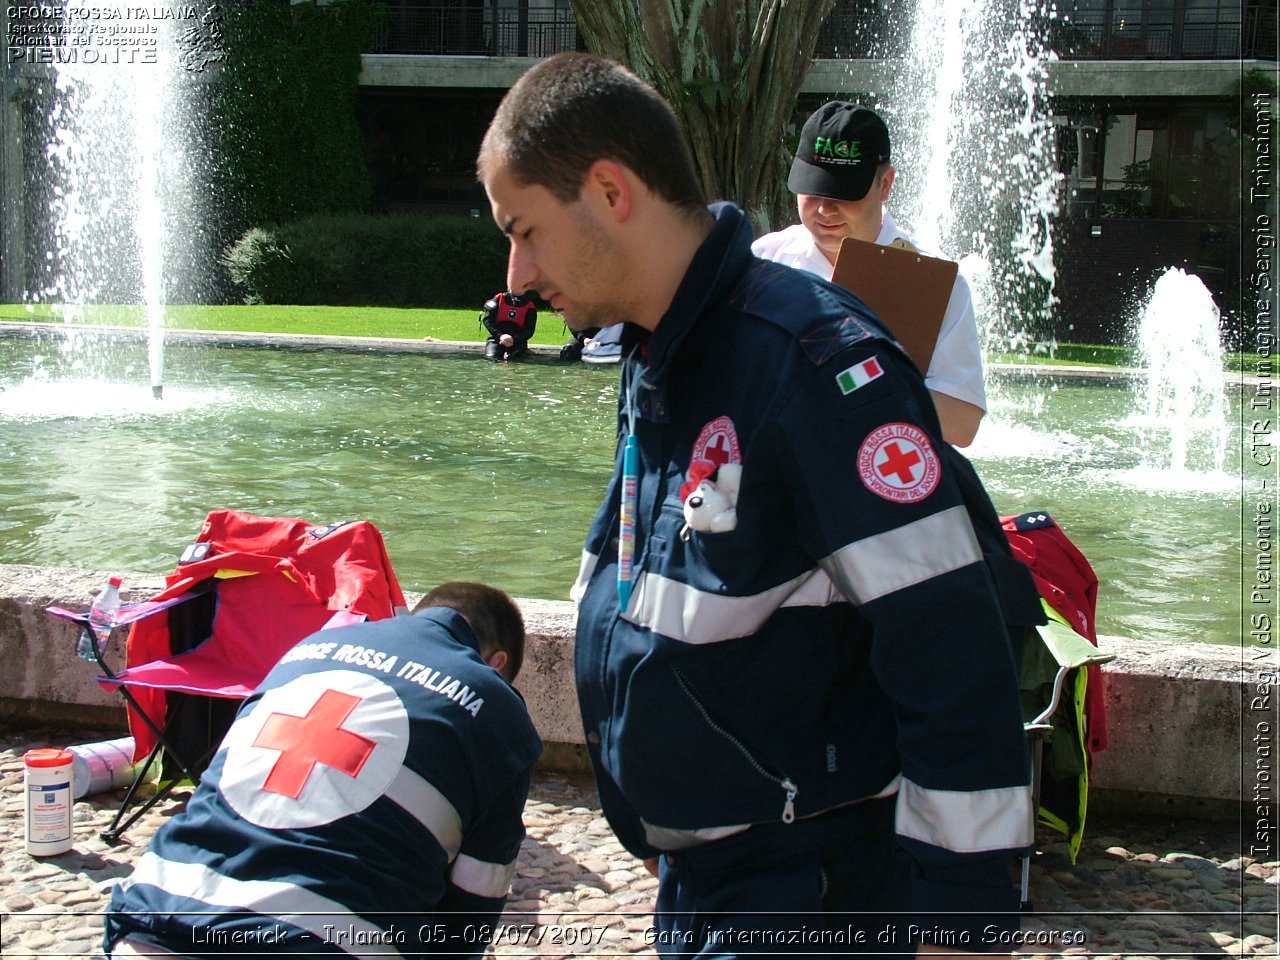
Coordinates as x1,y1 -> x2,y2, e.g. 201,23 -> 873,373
1244,3 -> 1278,60
1047,8 -> 1244,60
371,4 -> 581,57
368,2 -> 1274,62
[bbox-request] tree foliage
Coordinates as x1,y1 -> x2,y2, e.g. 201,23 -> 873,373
212,0 -> 383,232
568,0 -> 836,232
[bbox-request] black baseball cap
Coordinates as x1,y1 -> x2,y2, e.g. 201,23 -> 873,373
787,102 -> 891,202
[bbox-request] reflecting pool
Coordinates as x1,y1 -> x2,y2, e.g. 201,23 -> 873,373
0,335 -> 1245,647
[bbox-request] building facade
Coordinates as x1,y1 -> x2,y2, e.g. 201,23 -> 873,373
354,0 -> 1275,346
2,0 -> 1275,345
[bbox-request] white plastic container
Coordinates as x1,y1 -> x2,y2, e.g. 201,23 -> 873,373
24,748 -> 74,856
68,737 -> 137,798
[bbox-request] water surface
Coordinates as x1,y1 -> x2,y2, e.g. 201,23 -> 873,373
0,336 -> 1246,647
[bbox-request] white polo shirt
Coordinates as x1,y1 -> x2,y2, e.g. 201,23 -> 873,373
751,212 -> 986,411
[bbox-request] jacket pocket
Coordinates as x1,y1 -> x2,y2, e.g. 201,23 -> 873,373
670,664 -> 798,824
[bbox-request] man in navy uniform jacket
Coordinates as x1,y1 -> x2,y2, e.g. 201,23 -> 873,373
479,53 -> 1041,956
104,582 -> 542,958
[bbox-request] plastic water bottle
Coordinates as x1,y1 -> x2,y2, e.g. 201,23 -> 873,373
77,576 -> 122,662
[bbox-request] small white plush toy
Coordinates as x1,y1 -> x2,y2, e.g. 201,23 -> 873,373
679,460 -> 743,534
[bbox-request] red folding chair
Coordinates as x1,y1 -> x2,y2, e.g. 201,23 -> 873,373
48,510 -> 407,841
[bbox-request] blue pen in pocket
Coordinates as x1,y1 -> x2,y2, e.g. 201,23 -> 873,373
618,434 -> 639,612
617,353 -> 640,612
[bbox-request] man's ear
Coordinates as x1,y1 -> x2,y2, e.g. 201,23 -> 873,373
484,649 -> 509,678
879,165 -> 896,202
583,159 -> 633,222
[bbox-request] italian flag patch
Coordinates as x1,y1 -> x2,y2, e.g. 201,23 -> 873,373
836,356 -> 884,395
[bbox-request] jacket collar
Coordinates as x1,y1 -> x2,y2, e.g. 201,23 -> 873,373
413,606 -> 482,655
636,202 -> 755,387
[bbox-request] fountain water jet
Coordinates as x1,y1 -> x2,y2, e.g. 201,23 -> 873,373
883,0 -> 1062,354
33,5 -> 209,399
1130,267 -> 1229,476
874,2 -> 1231,482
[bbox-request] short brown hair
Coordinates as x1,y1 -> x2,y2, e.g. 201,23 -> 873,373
478,52 -> 707,214
415,582 -> 525,681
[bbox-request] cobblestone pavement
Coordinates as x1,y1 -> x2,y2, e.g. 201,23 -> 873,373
2,726 -> 1276,958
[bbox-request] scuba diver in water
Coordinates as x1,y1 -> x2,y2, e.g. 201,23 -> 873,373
481,291 -> 538,361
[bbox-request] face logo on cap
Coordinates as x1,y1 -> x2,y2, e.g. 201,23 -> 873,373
219,670 -> 409,829
813,137 -> 861,163
857,423 -> 940,503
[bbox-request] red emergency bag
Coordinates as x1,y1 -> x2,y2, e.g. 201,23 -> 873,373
1002,510 -> 1107,752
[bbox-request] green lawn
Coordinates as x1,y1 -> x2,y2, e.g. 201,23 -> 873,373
0,302 -> 1261,371
989,341 -> 1260,373
0,302 -> 574,347
987,343 -> 1137,368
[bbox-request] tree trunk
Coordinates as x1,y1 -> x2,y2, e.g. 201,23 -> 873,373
568,0 -> 836,234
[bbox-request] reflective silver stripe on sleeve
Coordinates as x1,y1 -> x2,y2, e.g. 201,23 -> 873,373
627,566 -> 841,644
642,820 -> 751,850
618,507 -> 978,645
383,767 -> 463,861
570,550 -> 597,605
895,778 -> 1034,853
823,505 -> 982,605
449,852 -> 519,898
113,938 -> 179,956
871,774 -> 901,799
121,852 -> 401,960
641,782 -> 902,850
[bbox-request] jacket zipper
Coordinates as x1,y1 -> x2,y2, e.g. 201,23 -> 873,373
671,666 -> 798,823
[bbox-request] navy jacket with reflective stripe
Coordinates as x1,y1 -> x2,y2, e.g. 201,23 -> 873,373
573,202 -> 1036,927
105,608 -> 542,956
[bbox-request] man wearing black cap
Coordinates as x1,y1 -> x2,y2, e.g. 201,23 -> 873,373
754,102 -> 987,447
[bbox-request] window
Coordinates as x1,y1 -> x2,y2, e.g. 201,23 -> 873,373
1056,106 -> 1236,220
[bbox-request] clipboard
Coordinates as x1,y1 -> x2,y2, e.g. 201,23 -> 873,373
831,237 -> 958,374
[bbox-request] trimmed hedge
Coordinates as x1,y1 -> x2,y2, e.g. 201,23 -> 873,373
224,214 -> 509,308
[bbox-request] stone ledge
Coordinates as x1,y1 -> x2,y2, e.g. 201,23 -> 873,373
0,563 -> 1258,819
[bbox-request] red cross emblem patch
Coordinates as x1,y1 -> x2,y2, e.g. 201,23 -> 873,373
218,670 -> 409,829
253,689 -> 376,798
691,416 -> 741,469
857,422 -> 941,503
